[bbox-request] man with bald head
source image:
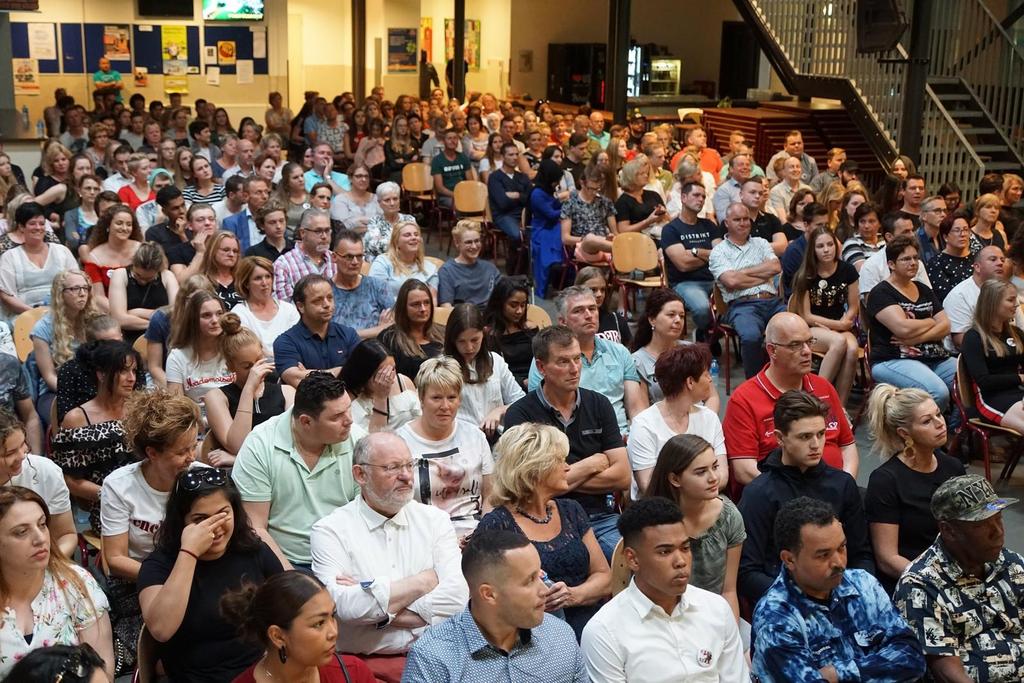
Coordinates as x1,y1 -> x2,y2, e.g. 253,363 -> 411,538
311,431 -> 468,681
709,203 -> 786,378
712,154 -> 752,220
723,312 -> 858,499
945,245 -> 1022,350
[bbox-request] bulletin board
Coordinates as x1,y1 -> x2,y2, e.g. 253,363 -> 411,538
9,22 -> 61,73
131,24 -> 202,74
202,25 -> 268,75
83,24 -> 132,74
60,23 -> 85,73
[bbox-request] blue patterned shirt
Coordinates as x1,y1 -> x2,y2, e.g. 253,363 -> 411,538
332,275 -> 395,331
401,608 -> 588,683
752,568 -> 925,682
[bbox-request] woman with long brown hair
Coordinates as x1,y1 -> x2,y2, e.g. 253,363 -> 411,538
83,202 -> 143,311
165,290 -> 234,402
378,278 -> 443,380
201,230 -> 243,309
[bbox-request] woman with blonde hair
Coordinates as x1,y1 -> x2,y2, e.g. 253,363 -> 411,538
204,313 -> 292,463
864,383 -> 964,590
971,192 -> 1008,250
229,255 -> 299,361
368,220 -> 438,298
107,241 -> 176,342
817,181 -> 847,230
200,230 -> 243,309
1000,172 -> 1023,237
0,487 -> 114,680
477,423 -> 611,638
144,274 -> 215,389
961,278 -> 1024,433
32,142 -> 74,224
615,155 -> 668,239
31,269 -> 99,424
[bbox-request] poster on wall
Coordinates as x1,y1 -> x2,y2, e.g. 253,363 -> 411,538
12,59 -> 40,95
161,25 -> 189,75
165,75 -> 188,94
134,66 -> 149,87
419,17 -> 432,63
387,28 -> 418,73
103,25 -> 131,60
27,23 -> 56,60
218,41 -> 237,65
444,19 -> 481,72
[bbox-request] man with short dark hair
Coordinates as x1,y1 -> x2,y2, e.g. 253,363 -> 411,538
737,390 -> 873,607
900,174 -> 927,229
246,200 -> 292,262
223,175 -> 270,251
563,133 -> 589,185
273,208 -> 337,300
858,212 -> 933,296
188,119 -> 219,162
101,143 -> 134,193
753,496 -> 924,683
304,142 -> 351,194
145,185 -> 189,255
331,230 -> 394,339
212,174 -> 248,225
232,372 -> 365,570
895,474 -> 1024,683
404,530 -> 586,682
431,128 -> 476,209
506,325 -> 629,561
766,130 -> 818,184
839,159 -> 860,186
581,497 -> 747,681
486,142 -> 531,255
120,111 -> 147,150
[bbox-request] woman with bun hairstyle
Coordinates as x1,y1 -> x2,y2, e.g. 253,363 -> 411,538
864,383 -> 964,590
221,571 -> 375,683
204,313 -> 293,464
138,468 -> 283,683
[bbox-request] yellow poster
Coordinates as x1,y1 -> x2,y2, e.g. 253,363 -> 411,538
419,17 -> 432,63
165,75 -> 189,94
12,58 -> 40,95
161,25 -> 188,75
444,19 -> 480,72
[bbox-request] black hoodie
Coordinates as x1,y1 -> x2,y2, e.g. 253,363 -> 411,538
737,448 -> 876,607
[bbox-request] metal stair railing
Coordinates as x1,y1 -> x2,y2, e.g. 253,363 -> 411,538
920,85 -> 986,201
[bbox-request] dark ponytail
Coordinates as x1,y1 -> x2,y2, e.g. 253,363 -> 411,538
220,571 -> 326,648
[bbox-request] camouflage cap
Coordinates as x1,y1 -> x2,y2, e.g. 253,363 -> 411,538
931,474 -> 1018,522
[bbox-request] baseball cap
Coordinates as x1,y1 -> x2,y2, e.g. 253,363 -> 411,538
931,474 -> 1018,522
630,109 -> 646,121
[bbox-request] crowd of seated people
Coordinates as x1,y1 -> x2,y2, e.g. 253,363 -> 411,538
0,84 -> 1021,683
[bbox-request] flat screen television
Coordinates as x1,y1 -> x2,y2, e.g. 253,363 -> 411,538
138,0 -> 194,18
202,0 -> 265,21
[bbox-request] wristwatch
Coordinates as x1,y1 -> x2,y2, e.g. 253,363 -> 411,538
691,247 -> 699,257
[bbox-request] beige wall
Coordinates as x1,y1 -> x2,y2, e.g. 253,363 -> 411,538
10,0 -> 288,123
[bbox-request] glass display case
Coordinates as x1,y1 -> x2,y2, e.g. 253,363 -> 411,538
649,58 -> 681,97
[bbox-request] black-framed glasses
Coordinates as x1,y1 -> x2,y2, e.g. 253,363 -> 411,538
177,467 -> 228,492
62,285 -> 90,294
360,459 -> 420,476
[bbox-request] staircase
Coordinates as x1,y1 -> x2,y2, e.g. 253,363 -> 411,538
732,0 -> 1024,198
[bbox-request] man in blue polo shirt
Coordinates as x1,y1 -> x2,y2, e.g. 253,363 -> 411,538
304,142 -> 351,193
274,274 -> 360,387
528,286 -> 647,437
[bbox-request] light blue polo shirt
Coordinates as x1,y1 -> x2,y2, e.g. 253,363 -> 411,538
231,408 -> 365,565
303,169 -> 351,193
528,336 -> 639,435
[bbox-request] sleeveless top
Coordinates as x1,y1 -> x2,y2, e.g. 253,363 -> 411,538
125,269 -> 170,311
219,381 -> 286,429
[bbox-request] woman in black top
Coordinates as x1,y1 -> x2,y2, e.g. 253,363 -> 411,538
864,383 -> 964,592
378,278 -> 443,380
484,277 -> 538,389
204,313 -> 292,466
924,212 -> 977,303
961,278 -> 1024,432
138,469 -> 283,683
614,156 -> 667,241
575,267 -> 632,347
865,234 -> 957,412
108,242 -> 177,343
789,226 -> 860,403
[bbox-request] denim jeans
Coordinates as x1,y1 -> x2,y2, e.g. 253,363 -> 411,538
672,280 -> 714,336
724,297 -> 788,378
492,213 -> 523,247
871,357 -> 958,412
588,511 -> 621,563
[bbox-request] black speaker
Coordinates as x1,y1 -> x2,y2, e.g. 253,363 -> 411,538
856,0 -> 908,53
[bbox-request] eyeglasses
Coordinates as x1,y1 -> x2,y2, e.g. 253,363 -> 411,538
896,255 -> 920,263
948,226 -> 970,235
769,338 -> 816,351
337,252 -> 364,260
62,285 -> 91,294
360,459 -> 420,475
304,228 -> 331,236
177,467 -> 229,492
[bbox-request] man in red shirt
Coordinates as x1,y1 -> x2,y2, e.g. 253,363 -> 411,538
723,312 -> 859,499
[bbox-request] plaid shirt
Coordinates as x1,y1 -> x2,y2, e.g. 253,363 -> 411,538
272,246 -> 336,301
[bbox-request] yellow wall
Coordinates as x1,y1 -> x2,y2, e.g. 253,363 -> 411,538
9,0 -> 288,124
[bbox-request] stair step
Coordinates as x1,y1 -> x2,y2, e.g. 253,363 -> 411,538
929,77 -> 959,85
949,110 -> 985,118
958,127 -> 997,135
935,93 -> 971,102
973,144 -> 1008,153
984,162 -> 1023,171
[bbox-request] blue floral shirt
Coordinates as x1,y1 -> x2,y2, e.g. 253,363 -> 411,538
752,567 -> 925,682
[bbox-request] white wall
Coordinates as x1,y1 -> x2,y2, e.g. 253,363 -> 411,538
9,0 -> 288,122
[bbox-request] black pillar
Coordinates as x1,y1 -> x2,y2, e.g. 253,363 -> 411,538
898,0 -> 932,163
606,0 -> 630,121
453,0 -> 466,102
352,0 -> 366,100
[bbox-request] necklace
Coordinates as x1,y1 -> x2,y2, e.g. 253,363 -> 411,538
516,501 -> 554,524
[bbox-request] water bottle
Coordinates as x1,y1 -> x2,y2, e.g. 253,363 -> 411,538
20,105 -> 30,128
541,571 -> 566,620
710,358 -> 720,381
35,119 -> 45,139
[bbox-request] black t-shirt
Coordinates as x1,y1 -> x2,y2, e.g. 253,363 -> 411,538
597,308 -> 633,347
167,240 -> 197,267
504,387 -> 624,515
782,222 -> 804,241
866,281 -> 946,362
924,252 -> 973,303
146,222 -> 192,255
898,209 -> 923,231
494,328 -> 537,389
752,211 -> 785,244
245,238 -> 293,263
807,260 -> 859,320
563,157 -> 585,188
864,452 -> 965,568
660,216 -> 721,284
614,190 -> 663,227
136,542 -> 283,683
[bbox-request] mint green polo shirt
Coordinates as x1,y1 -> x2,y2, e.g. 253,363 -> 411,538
231,408 -> 364,565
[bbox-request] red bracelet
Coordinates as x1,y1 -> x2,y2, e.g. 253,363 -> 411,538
179,548 -> 199,561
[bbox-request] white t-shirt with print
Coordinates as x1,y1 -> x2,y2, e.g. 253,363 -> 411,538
11,453 -> 72,515
165,349 -> 235,402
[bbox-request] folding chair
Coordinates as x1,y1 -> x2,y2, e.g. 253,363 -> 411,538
708,286 -> 740,394
610,233 -> 664,316
13,307 -> 49,361
950,356 -> 1024,482
452,180 -> 490,255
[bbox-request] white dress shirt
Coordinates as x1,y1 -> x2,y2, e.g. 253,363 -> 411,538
310,496 -> 469,656
581,579 -> 748,683
858,246 -> 932,296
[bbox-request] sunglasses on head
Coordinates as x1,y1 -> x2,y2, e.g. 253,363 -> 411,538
177,467 -> 229,492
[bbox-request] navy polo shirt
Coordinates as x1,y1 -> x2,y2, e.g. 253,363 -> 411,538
504,385 -> 623,516
273,320 -> 361,377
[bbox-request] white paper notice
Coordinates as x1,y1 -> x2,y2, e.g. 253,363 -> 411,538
27,23 -> 57,61
236,59 -> 254,84
206,66 -> 220,85
251,29 -> 266,59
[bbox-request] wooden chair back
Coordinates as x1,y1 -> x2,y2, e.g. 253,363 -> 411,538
402,162 -> 433,194
609,539 -> 632,596
611,232 -> 659,274
526,304 -> 552,329
13,307 -> 48,361
453,180 -> 488,215
133,625 -> 160,683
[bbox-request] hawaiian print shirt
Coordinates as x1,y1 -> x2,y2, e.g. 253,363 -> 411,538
752,567 -> 925,683
894,540 -> 1024,682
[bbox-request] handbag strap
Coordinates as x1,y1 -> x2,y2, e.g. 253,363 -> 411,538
333,653 -> 352,683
